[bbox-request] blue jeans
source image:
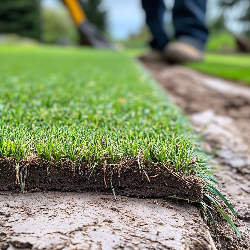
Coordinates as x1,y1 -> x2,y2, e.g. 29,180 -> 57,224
141,0 -> 208,51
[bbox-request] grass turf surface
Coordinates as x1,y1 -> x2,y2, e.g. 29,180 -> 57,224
0,45 -> 206,175
186,53 -> 250,85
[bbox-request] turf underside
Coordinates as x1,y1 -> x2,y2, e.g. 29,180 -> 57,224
0,45 -> 207,178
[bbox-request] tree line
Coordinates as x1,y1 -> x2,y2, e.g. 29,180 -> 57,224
0,0 -> 106,43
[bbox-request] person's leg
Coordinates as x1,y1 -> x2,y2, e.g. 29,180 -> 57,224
141,0 -> 169,52
165,0 -> 208,63
172,0 -> 208,50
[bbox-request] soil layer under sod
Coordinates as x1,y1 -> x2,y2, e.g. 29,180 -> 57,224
0,157 -> 204,202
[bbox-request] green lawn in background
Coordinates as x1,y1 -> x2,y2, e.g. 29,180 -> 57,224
205,31 -> 236,53
186,53 -> 250,85
0,45 -> 206,176
122,47 -> 147,57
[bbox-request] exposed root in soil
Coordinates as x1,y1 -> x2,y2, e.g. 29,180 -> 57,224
0,155 -> 204,202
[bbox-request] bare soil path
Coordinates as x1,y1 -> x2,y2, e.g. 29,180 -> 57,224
0,192 -> 216,250
1,61 -> 250,250
142,61 -> 250,249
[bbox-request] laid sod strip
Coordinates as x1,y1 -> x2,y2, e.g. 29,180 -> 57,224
0,45 -> 205,199
186,53 -> 250,85
0,45 -> 240,236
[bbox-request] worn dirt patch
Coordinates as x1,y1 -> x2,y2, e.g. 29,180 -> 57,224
0,192 -> 216,250
142,60 -> 250,249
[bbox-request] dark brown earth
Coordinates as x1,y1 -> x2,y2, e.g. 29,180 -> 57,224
1,61 -> 250,249
0,156 -> 204,202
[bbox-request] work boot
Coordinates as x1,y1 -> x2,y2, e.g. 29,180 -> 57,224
139,49 -> 164,62
165,41 -> 204,63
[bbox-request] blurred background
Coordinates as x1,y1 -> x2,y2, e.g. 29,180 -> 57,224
0,0 -> 250,53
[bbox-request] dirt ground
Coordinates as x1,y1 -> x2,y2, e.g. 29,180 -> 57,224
142,61 -> 250,249
1,62 -> 250,249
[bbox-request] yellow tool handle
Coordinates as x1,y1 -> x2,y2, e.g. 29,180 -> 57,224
63,0 -> 86,27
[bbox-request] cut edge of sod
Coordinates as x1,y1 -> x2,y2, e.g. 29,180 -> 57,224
0,45 -> 241,238
0,152 -> 241,238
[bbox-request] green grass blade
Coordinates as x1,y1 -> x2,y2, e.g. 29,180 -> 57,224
206,185 -> 237,217
207,209 -> 219,241
89,163 -> 97,177
200,200 -> 218,240
207,176 -> 219,184
204,193 -> 241,237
